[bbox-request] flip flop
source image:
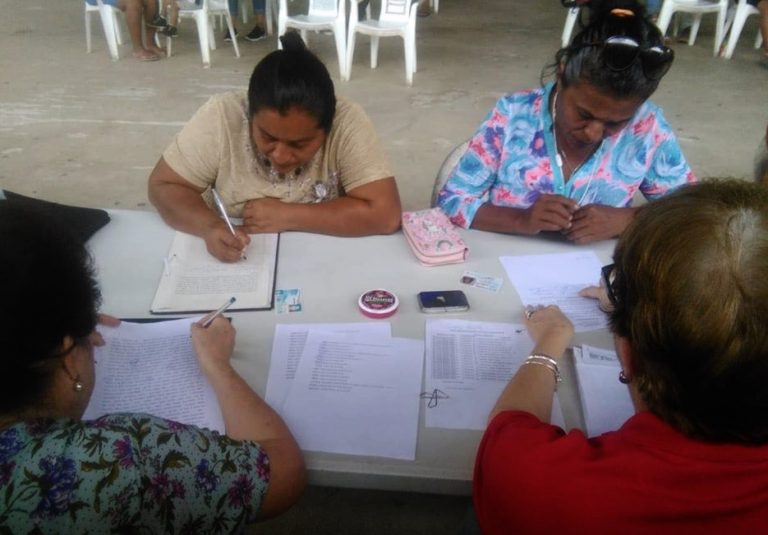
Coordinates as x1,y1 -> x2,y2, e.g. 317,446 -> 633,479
133,51 -> 160,62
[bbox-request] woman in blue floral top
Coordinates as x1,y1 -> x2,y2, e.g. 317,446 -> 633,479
438,0 -> 696,244
0,203 -> 305,533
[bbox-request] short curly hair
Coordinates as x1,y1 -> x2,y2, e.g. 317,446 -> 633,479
0,202 -> 101,413
610,180 -> 768,444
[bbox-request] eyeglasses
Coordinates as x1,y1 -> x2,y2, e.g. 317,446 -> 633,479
580,36 -> 674,81
602,263 -> 618,307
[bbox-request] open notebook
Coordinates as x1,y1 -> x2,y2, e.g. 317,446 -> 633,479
150,230 -> 279,314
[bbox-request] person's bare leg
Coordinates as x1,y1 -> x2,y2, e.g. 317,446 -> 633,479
117,0 -> 158,60
142,0 -> 165,56
759,0 -> 768,57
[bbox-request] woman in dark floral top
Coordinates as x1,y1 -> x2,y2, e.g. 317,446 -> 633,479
0,203 -> 305,533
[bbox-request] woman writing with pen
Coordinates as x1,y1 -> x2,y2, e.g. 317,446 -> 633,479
0,204 -> 304,532
148,32 -> 401,263
437,0 -> 695,244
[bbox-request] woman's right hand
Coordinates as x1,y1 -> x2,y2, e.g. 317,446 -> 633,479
202,221 -> 250,263
191,317 -> 236,376
524,305 -> 574,356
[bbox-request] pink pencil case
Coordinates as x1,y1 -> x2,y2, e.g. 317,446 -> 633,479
401,208 -> 469,266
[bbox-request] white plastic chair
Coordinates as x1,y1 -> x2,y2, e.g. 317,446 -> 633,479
721,0 -> 763,59
656,0 -> 728,55
346,0 -> 419,86
277,0 -> 347,79
85,0 -> 124,61
431,140 -> 470,207
167,0 -> 241,68
561,6 -> 580,47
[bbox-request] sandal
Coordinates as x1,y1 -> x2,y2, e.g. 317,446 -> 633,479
417,2 -> 431,17
133,50 -> 160,62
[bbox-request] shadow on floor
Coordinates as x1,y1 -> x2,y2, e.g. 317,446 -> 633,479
253,486 -> 475,535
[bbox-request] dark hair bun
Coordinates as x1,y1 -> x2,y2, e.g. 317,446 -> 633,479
279,31 -> 307,53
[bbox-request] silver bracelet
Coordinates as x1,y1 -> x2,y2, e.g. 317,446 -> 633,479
523,353 -> 562,385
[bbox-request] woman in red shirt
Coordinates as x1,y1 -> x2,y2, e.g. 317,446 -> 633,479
474,179 -> 768,534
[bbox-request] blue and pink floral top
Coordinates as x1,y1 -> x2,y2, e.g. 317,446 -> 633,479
0,414 -> 270,533
437,82 -> 696,228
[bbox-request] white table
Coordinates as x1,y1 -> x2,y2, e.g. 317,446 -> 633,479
88,209 -> 616,495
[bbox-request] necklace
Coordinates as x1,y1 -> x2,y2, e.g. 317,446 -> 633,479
550,90 -> 603,205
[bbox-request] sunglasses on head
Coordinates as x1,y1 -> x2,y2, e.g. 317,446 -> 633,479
579,36 -> 674,81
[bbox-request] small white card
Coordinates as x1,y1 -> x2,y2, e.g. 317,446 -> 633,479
460,271 -> 503,293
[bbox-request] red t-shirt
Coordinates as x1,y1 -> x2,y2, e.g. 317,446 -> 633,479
474,411 -> 768,534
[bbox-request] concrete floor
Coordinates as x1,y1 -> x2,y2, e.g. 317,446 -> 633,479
1,1 -> 766,533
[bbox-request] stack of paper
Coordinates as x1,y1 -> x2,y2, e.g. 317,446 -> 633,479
500,251 -> 608,333
423,319 -> 564,430
572,344 -> 634,437
265,323 -> 424,460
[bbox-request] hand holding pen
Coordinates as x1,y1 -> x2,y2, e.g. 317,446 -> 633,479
200,296 -> 236,328
208,188 -> 250,262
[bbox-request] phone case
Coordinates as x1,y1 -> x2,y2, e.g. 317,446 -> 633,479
417,291 -> 470,313
401,208 -> 469,267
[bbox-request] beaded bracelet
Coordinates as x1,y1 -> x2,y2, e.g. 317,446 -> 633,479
523,353 -> 562,386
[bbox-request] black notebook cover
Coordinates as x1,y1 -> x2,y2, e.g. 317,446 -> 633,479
0,190 -> 111,243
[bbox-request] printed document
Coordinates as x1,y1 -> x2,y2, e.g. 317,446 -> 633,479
265,322 -> 392,409
572,345 -> 634,436
424,319 -> 564,430
83,318 -> 225,433
499,251 -> 607,332
279,332 -> 423,460
150,230 -> 278,313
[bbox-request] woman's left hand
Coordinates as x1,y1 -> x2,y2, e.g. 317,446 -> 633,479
89,313 -> 121,347
242,197 -> 289,233
564,204 -> 637,244
579,284 -> 614,313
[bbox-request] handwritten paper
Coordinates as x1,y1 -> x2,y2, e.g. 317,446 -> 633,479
423,319 -> 564,430
84,318 -> 224,433
151,230 -> 278,313
499,251 -> 607,332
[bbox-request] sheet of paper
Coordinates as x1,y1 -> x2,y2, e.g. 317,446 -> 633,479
280,333 -> 423,460
265,322 -> 392,409
572,345 -> 634,437
151,230 -> 278,313
83,318 -> 224,433
499,251 -> 607,332
423,319 -> 564,430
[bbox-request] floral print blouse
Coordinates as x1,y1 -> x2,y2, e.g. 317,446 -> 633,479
0,414 -> 270,534
437,82 -> 696,228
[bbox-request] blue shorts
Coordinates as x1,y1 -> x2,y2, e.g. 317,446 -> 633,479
86,0 -> 120,6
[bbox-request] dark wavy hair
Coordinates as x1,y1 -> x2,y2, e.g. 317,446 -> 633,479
546,0 -> 668,100
248,31 -> 336,133
0,203 -> 100,413
610,180 -> 768,444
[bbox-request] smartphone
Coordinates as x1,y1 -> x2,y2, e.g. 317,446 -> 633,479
417,290 -> 470,313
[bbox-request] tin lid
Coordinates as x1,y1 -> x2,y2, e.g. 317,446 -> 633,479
358,289 -> 399,319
